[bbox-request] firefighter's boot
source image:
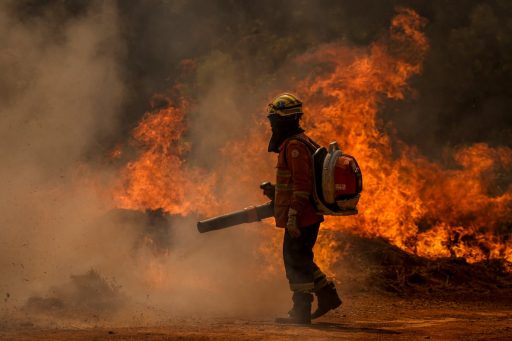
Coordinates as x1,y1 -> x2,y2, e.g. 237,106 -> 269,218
311,281 -> 342,319
275,292 -> 313,324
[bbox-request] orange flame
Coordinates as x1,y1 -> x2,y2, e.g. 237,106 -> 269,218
292,8 -> 512,266
112,8 -> 512,275
113,97 -> 219,216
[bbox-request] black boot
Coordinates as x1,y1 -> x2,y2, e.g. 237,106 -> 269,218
311,281 -> 342,319
275,292 -> 313,324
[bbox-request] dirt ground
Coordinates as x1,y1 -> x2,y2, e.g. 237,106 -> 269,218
2,294 -> 512,341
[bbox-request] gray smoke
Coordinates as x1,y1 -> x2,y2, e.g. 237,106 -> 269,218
1,0 -> 511,328
0,0 -> 126,324
115,0 -> 512,159
0,1 -> 288,327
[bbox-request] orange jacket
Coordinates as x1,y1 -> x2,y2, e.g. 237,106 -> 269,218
274,133 -> 324,228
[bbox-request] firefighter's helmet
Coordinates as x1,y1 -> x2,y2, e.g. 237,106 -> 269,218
267,93 -> 303,117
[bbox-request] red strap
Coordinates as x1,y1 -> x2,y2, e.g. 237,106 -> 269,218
282,135 -> 319,167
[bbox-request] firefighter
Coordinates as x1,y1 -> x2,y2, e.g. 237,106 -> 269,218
267,93 -> 342,324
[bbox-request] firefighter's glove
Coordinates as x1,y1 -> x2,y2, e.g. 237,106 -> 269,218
260,181 -> 275,202
287,208 -> 301,238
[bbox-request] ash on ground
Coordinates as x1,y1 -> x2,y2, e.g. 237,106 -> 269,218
24,270 -> 125,319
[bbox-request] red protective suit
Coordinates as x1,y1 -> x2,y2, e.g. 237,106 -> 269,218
274,133 -> 324,228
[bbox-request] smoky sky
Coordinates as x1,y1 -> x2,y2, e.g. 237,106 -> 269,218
1,0 -> 510,323
8,0 -> 512,159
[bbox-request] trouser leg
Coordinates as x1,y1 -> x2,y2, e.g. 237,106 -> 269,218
277,222 -> 322,324
281,221 -> 342,320
312,266 -> 329,291
283,222 -> 321,293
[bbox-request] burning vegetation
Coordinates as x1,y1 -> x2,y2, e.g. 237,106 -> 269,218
2,1 -> 512,336
107,6 -> 512,287
113,96 -> 219,216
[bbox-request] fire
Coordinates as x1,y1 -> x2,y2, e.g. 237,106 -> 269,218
112,7 -> 512,276
293,8 -> 512,266
113,96 -> 219,216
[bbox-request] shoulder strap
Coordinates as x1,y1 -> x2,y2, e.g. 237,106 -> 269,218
282,135 -> 320,167
289,135 -> 320,153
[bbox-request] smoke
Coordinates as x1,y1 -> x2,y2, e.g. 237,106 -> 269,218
2,0 -> 511,329
109,0 -> 512,317
116,0 -> 512,157
0,1 -> 287,326
385,1 -> 512,157
0,0 -> 127,324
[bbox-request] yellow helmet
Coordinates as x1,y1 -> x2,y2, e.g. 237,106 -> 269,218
267,93 -> 303,116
